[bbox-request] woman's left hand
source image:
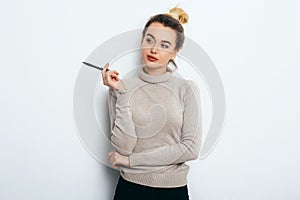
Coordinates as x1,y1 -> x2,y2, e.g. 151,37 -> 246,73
108,151 -> 130,169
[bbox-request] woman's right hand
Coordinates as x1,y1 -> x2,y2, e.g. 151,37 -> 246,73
101,63 -> 125,91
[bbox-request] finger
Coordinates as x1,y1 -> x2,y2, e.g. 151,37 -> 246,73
106,72 -> 119,83
103,63 -> 110,72
111,74 -> 119,81
112,160 -> 119,169
110,70 -> 119,75
108,151 -> 118,162
114,164 -> 120,170
108,151 -> 115,159
108,70 -> 119,79
108,155 -> 115,167
113,75 -> 119,81
101,63 -> 109,82
102,63 -> 109,77
110,70 -> 119,77
110,157 -> 119,169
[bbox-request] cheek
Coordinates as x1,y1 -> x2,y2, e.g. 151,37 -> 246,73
141,49 -> 147,62
141,48 -> 146,56
160,52 -> 172,62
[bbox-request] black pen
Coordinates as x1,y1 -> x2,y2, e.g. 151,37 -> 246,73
82,62 -> 110,71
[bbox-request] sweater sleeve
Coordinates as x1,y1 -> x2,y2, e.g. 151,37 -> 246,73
107,83 -> 137,156
128,82 -> 202,167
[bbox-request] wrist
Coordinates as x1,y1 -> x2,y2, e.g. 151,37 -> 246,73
115,80 -> 125,91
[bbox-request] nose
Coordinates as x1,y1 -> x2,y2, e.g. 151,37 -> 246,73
150,42 -> 159,54
150,48 -> 157,54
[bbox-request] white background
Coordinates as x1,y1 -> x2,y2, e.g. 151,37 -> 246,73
1,0 -> 299,199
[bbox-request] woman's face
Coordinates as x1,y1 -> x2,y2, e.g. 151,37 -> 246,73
141,22 -> 178,70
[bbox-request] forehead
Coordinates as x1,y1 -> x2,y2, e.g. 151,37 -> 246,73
145,22 -> 177,43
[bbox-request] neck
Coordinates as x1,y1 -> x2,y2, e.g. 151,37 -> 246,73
143,66 -> 167,75
138,65 -> 173,83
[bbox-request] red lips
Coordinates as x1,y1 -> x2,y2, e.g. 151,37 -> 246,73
147,55 -> 158,62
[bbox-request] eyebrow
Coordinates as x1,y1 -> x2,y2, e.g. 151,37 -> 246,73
146,33 -> 172,45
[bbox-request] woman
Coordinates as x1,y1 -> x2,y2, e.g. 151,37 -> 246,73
102,6 -> 202,200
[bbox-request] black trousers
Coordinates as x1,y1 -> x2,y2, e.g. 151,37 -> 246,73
113,175 -> 190,200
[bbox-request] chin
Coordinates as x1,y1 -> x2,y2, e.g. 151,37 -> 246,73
144,62 -> 157,66
142,60 -> 161,68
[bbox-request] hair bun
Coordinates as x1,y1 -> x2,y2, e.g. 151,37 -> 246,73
167,7 -> 189,25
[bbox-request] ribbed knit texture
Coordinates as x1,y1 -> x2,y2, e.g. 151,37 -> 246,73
108,65 -> 202,188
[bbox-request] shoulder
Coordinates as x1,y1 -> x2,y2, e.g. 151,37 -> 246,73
171,76 -> 199,93
108,77 -> 140,96
121,76 -> 142,89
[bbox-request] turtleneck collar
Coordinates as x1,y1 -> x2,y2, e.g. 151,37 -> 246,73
138,66 -> 173,83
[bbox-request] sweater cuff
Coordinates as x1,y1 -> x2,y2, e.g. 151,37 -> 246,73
114,88 -> 128,95
113,88 -> 131,105
128,154 -> 136,167
128,153 -> 144,167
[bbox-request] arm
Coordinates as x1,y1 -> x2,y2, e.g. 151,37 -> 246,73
107,84 -> 137,156
128,82 -> 202,167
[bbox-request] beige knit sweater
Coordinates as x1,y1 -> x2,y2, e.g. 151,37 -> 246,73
108,65 -> 202,188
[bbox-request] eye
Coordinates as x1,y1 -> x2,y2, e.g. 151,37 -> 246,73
145,37 -> 153,44
161,43 -> 169,49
